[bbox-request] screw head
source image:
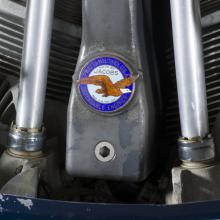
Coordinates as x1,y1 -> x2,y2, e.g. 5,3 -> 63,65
95,141 -> 116,162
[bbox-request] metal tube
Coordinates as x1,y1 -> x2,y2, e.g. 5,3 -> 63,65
170,0 -> 208,139
170,0 -> 215,164
16,0 -> 55,129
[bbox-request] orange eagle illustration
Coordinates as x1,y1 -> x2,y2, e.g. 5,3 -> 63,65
78,75 -> 138,97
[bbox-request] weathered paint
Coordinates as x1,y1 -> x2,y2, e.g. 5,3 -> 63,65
0,194 -> 220,219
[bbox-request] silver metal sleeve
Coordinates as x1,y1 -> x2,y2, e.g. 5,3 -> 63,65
170,0 -> 209,138
16,0 -> 55,129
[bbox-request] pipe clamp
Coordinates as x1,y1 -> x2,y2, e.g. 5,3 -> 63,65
178,135 -> 215,164
8,124 -> 45,152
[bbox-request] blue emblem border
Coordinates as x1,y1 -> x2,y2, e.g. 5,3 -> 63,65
79,57 -> 134,113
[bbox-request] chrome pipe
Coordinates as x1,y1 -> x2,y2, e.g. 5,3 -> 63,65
8,0 -> 54,152
170,0 -> 208,139
16,0 -> 55,129
170,0 -> 215,163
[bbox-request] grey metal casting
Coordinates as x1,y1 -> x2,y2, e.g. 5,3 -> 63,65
66,0 -> 156,181
16,0 -> 55,129
170,0 -> 215,163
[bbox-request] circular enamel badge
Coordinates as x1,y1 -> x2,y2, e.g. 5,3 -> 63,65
78,56 -> 136,113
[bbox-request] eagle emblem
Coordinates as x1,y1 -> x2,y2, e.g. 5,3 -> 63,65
78,75 -> 138,97
78,56 -> 135,112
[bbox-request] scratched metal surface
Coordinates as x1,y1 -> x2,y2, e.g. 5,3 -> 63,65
0,194 -> 220,220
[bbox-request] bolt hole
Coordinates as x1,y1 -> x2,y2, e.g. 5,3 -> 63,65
99,146 -> 110,158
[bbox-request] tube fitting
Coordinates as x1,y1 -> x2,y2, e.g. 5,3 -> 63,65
178,135 -> 215,166
8,123 -> 45,152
